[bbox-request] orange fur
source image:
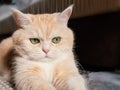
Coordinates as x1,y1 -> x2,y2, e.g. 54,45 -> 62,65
0,5 -> 87,90
0,37 -> 13,81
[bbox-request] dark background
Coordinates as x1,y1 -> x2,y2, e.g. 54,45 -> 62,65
0,0 -> 13,4
69,11 -> 120,71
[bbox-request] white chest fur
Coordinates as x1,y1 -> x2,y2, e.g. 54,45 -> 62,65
15,58 -> 57,83
38,62 -> 55,83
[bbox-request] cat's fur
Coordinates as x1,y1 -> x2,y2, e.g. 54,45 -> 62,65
0,37 -> 13,81
0,5 -> 87,90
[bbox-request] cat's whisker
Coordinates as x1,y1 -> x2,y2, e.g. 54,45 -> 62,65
76,60 -> 85,71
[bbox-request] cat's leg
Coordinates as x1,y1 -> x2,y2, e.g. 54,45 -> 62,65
14,75 -> 56,90
67,74 -> 87,90
54,74 -> 87,90
54,61 -> 87,90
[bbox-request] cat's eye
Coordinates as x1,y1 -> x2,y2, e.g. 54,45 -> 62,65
52,37 -> 61,44
30,38 -> 40,44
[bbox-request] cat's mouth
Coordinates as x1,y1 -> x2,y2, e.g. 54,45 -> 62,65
39,55 -> 54,62
45,55 -> 49,58
42,54 -> 51,59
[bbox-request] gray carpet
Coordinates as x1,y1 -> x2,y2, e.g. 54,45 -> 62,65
0,78 -> 13,90
88,72 -> 120,90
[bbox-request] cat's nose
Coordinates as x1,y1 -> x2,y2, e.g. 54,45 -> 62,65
42,49 -> 49,54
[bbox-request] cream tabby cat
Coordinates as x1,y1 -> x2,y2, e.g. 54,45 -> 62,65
0,5 -> 87,90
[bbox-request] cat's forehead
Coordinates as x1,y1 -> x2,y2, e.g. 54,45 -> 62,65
27,13 -> 64,38
31,14 -> 59,30
30,13 -> 58,26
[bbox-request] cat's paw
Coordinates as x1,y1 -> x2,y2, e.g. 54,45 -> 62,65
15,79 -> 56,90
67,76 -> 87,90
17,84 -> 56,90
40,84 -> 56,90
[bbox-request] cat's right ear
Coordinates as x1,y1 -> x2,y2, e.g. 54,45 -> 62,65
57,4 -> 74,26
13,9 -> 31,28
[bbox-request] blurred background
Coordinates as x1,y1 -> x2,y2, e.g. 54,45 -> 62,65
0,0 -> 120,72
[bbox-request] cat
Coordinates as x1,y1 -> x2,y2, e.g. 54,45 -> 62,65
0,5 -> 87,90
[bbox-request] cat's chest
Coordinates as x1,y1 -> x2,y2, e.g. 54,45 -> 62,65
16,58 -> 58,83
39,63 -> 55,82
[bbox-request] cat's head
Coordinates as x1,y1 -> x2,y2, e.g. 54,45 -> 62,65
12,5 -> 74,62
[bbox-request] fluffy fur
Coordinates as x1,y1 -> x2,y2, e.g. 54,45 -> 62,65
0,5 -> 87,90
0,37 -> 13,81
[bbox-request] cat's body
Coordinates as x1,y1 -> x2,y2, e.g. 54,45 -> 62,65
13,50 -> 86,90
0,5 -> 87,90
0,37 -> 13,81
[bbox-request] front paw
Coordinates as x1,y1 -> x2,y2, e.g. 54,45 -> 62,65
67,76 -> 87,90
17,83 -> 56,90
40,84 -> 56,90
15,79 -> 56,90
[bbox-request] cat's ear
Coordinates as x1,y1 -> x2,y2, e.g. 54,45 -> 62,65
13,9 -> 31,28
57,4 -> 74,25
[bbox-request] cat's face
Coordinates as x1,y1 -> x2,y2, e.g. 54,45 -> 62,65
12,5 -> 74,62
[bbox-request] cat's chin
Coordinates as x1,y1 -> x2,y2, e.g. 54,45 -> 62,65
21,53 -> 57,62
38,57 -> 55,63
29,56 -> 55,62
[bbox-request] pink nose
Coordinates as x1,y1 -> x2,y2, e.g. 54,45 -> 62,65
42,49 -> 49,54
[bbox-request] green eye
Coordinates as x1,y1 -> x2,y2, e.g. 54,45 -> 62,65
52,37 -> 61,44
30,38 -> 40,44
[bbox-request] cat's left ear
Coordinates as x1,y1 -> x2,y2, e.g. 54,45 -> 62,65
13,9 -> 32,28
57,4 -> 74,25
